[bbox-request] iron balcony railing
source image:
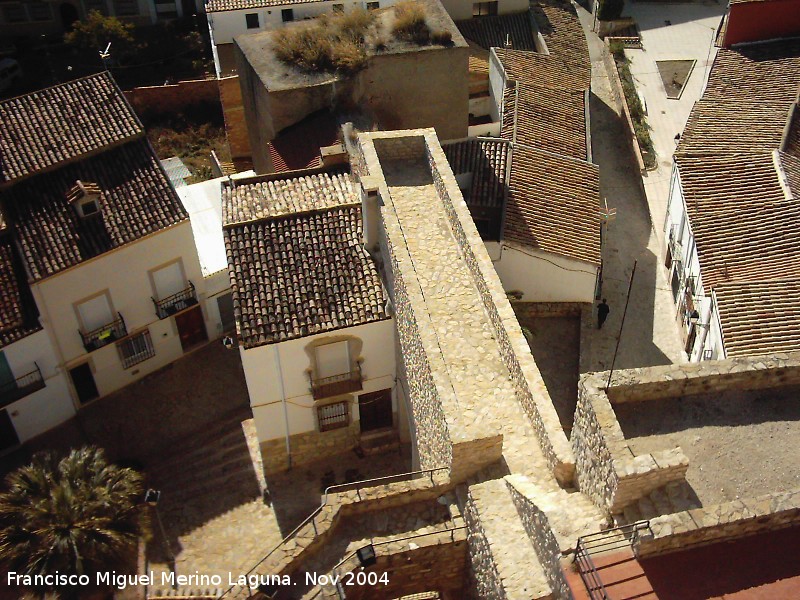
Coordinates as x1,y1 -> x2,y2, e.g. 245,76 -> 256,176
309,362 -> 363,400
573,520 -> 653,600
80,313 -> 127,353
0,362 -> 45,408
152,281 -> 198,319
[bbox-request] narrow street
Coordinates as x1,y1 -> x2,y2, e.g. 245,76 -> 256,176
576,5 -> 685,372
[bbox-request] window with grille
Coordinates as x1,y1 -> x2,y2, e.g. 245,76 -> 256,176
317,401 -> 349,432
245,12 -> 259,28
281,8 -> 294,21
117,330 -> 155,369
472,1 -> 497,17
366,2 -> 379,9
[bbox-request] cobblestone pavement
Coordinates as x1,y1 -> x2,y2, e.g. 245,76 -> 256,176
577,5 -> 685,372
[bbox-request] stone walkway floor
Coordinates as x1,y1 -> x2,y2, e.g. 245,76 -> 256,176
577,5 -> 685,372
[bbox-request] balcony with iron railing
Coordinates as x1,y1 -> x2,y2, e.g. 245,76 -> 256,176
0,362 -> 45,408
309,362 -> 363,400
152,281 -> 198,319
79,313 -> 127,353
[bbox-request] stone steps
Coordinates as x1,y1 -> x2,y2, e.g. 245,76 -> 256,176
614,480 -> 700,526
359,428 -> 401,456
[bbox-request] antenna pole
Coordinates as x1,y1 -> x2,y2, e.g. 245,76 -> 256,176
606,259 -> 637,389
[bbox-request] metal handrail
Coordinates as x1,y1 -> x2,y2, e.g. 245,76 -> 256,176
152,281 -> 197,319
216,466 -> 449,599
79,313 -> 127,352
573,521 -> 653,600
0,362 -> 44,406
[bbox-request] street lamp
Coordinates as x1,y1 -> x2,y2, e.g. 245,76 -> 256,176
145,489 -> 176,585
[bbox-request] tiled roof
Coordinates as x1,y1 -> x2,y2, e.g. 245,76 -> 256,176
703,39 -> 800,105
715,279 -> 800,357
496,47 -> 591,92
676,152 -> 800,289
780,150 -> 800,197
456,12 -> 537,51
0,236 -> 41,350
267,110 -> 340,173
443,138 -> 509,209
676,100 -> 789,157
205,0 -> 323,12
467,40 -> 490,75
1,139 -> 188,281
502,81 -> 588,160
505,145 -> 600,264
222,168 -> 358,226
0,72 -> 142,184
224,204 -> 388,348
530,0 -> 590,72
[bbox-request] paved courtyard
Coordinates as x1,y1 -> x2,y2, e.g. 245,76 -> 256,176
624,2 -> 727,235
576,5 -> 685,372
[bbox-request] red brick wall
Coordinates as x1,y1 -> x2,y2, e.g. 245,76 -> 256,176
123,78 -> 220,115
218,75 -> 252,160
723,0 -> 800,47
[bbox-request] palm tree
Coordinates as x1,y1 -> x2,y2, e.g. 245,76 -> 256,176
0,447 -> 146,598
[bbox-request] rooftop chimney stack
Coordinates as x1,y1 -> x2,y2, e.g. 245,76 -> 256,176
360,176 -> 382,254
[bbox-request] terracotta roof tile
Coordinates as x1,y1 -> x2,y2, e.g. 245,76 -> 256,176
456,12 -> 537,51
443,138 -> 509,208
497,47 -> 590,92
530,0 -> 589,63
0,236 -> 41,350
266,110 -> 340,173
505,145 -> 600,264
222,168 -> 358,226
0,72 -> 142,184
2,139 -> 188,281
224,204 -> 388,348
502,81 -> 587,159
715,278 -> 800,357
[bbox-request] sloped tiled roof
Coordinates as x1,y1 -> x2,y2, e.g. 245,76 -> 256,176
2,139 -> 188,281
0,236 -> 41,350
715,279 -> 800,357
222,169 -> 358,226
224,204 -> 388,348
677,152 -> 800,289
497,47 -> 591,92
505,145 -> 600,265
530,0 -> 589,64
205,0 -> 324,12
0,72 -> 142,184
443,138 -> 509,209
266,111 -> 341,173
502,81 -> 587,160
456,12 -> 537,51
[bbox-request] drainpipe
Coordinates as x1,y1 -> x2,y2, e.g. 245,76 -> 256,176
273,345 -> 292,469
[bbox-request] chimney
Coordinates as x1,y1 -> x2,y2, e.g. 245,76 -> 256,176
320,143 -> 348,168
360,176 -> 382,253
66,180 -> 102,218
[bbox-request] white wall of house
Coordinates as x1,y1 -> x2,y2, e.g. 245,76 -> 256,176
664,165 -> 726,362
31,221 -> 219,402
1,329 -> 74,444
240,319 -> 395,443
439,0 -> 528,21
485,241 -> 598,302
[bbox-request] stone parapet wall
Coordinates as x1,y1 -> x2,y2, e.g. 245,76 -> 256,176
573,373 -> 688,512
124,78 -> 220,116
506,476 -> 572,600
450,436 -> 505,484
459,486 -> 507,600
638,488 -> 800,557
425,137 -> 576,486
607,352 -> 800,404
219,75 -> 251,159
260,421 -> 360,475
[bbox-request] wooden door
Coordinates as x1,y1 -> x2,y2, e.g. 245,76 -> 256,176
358,389 -> 393,432
0,409 -> 19,452
175,305 -> 208,352
70,362 -> 99,405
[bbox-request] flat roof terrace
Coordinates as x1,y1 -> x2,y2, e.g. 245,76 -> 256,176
614,386 -> 800,506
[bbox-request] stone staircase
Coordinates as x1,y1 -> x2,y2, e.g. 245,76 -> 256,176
613,480 -> 700,526
358,427 -> 401,456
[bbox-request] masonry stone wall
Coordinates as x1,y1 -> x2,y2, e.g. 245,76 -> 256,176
638,488 -> 800,557
425,139 -> 576,486
607,352 -> 800,404
260,420 -> 360,474
460,487 -> 507,600
506,477 -> 573,600
573,373 -> 688,513
124,78 -> 220,116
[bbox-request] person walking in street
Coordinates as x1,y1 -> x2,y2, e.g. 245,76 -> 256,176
597,298 -> 610,329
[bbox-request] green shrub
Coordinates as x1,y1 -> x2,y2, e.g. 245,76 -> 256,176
393,1 -> 430,45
